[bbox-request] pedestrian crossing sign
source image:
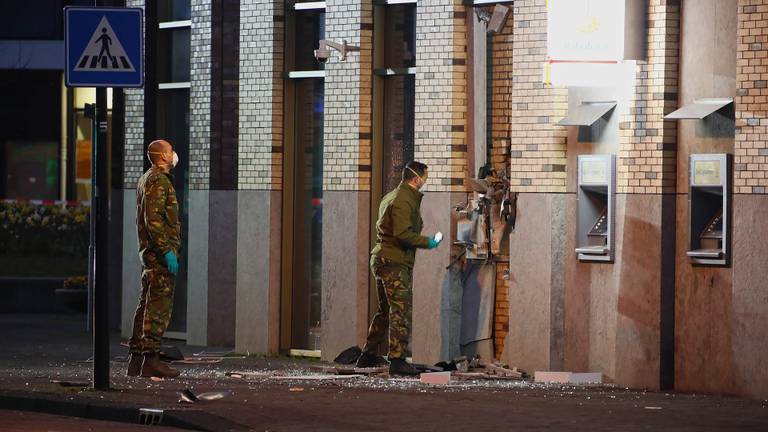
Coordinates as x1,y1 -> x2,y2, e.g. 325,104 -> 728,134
65,7 -> 143,88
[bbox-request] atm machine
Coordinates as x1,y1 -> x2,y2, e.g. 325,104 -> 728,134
687,153 -> 731,266
575,154 -> 616,262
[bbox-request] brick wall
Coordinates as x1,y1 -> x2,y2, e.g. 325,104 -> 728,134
736,0 -> 768,194
509,0 -> 568,193
238,0 -> 284,190
488,10 -> 514,361
617,0 -> 679,194
123,0 -> 145,189
190,0 -> 212,190
323,0 -> 373,192
494,262 -> 510,360
414,0 -> 468,193
489,11 -> 514,175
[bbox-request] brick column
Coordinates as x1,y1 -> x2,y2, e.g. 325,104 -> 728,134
736,0 -> 768,194
617,2 -> 679,194
411,0 -> 468,364
509,1 -> 568,192
235,0 -> 284,354
320,0 -> 374,361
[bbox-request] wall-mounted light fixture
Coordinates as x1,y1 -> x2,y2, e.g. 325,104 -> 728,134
474,4 -> 510,35
313,39 -> 361,63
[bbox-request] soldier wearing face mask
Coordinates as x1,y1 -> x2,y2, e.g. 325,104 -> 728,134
126,139 -> 182,379
356,161 -> 442,375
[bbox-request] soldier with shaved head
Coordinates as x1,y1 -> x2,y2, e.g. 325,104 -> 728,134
126,139 -> 182,379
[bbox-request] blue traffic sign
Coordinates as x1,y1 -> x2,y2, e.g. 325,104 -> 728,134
65,7 -> 143,88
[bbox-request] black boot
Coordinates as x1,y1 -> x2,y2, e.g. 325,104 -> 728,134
388,358 -> 419,376
355,351 -> 380,368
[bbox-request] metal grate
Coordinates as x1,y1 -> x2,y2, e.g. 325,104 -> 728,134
138,408 -> 164,426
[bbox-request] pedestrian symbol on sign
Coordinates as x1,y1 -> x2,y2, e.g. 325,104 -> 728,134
74,16 -> 136,72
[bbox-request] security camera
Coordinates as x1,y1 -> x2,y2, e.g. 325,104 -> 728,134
474,5 -> 510,35
487,5 -> 510,35
314,45 -> 330,63
314,39 -> 360,63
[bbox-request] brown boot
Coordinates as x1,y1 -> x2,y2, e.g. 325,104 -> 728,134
140,353 -> 181,379
126,353 -> 142,377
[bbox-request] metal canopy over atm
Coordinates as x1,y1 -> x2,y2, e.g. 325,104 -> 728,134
664,98 -> 733,120
557,101 -> 617,126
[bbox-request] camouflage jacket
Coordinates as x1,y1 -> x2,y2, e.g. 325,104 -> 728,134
136,167 -> 181,268
371,182 -> 430,268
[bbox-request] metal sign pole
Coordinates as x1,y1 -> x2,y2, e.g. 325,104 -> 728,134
93,87 -> 110,390
85,103 -> 96,334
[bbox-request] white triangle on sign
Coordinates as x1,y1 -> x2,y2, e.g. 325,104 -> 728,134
74,16 -> 136,72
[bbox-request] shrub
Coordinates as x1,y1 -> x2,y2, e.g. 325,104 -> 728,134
0,202 -> 90,257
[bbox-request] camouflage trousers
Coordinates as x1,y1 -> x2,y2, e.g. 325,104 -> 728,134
128,265 -> 175,354
362,256 -> 413,359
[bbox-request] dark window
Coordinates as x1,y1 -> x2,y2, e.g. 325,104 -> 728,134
0,70 -> 62,199
0,1 -> 91,40
383,4 -> 416,69
157,28 -> 191,83
287,7 -> 326,350
379,4 -> 416,192
157,0 -> 191,22
290,78 -> 324,350
155,88 -> 189,332
382,75 -> 416,192
294,10 -> 326,71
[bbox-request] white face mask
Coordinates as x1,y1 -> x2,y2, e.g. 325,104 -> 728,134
406,166 -> 426,190
148,150 -> 178,168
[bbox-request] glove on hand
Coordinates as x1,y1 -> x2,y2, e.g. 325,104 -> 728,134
164,251 -> 179,275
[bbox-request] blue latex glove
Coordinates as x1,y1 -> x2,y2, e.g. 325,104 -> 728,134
164,251 -> 179,275
428,237 -> 440,249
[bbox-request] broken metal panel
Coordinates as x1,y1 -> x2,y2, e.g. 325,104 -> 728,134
459,263 -> 496,346
664,98 -> 733,120
557,101 -> 617,126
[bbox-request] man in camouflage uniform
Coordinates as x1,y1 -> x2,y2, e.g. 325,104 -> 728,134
126,139 -> 182,379
356,161 -> 442,375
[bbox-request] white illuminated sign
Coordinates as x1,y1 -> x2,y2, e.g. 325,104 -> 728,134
547,0 -> 625,62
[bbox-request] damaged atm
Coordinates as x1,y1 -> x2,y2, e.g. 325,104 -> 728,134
452,165 -> 516,360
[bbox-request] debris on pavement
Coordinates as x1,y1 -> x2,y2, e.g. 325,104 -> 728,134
178,388 -> 233,404
272,374 -> 364,381
310,365 -> 388,376
172,357 -> 223,365
289,387 -> 305,392
534,371 -> 602,384
226,371 -> 272,379
193,350 -> 234,358
289,349 -> 321,359
420,372 -> 452,386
